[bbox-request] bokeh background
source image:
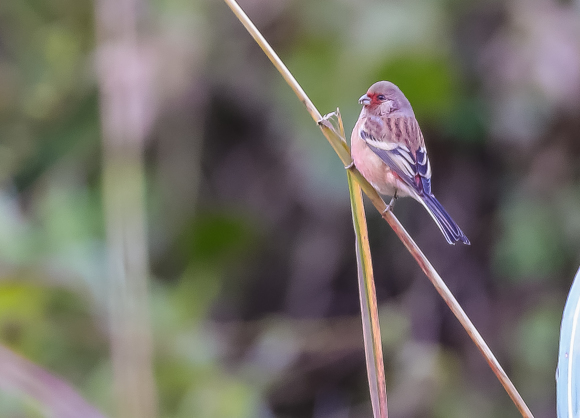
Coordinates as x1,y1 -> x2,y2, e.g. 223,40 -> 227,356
0,0 -> 579,417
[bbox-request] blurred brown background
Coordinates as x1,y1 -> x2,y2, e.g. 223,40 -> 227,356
0,0 -> 579,417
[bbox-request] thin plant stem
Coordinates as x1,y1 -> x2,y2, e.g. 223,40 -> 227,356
222,1 -> 533,417
381,212 -> 532,418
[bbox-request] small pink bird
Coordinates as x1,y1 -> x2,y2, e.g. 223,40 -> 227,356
351,81 -> 470,245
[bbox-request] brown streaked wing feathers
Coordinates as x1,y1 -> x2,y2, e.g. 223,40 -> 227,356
360,115 -> 431,195
380,116 -> 425,152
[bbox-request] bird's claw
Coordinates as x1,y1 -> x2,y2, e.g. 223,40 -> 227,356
381,193 -> 398,215
318,109 -> 347,142
317,111 -> 338,127
381,204 -> 392,215
345,160 -> 355,170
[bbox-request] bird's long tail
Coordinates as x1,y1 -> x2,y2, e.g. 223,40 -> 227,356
420,193 -> 470,245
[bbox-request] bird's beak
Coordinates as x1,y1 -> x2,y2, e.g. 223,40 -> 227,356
359,94 -> 371,106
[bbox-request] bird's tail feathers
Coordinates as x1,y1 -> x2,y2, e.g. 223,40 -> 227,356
420,194 -> 470,245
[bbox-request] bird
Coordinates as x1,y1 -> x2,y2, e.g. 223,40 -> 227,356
350,81 -> 470,245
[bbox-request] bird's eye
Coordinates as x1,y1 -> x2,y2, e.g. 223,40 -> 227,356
377,94 -> 386,101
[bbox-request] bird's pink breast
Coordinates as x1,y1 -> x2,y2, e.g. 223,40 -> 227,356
351,119 -> 413,198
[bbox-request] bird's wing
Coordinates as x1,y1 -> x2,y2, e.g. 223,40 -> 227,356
360,115 -> 432,195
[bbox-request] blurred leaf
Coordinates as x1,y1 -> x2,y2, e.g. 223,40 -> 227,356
0,284 -> 48,349
0,282 -> 106,388
155,358 -> 197,417
557,267 -> 580,418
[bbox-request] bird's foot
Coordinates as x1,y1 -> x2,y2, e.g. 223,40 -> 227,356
317,109 -> 346,141
345,160 -> 355,170
381,192 -> 398,215
317,111 -> 338,126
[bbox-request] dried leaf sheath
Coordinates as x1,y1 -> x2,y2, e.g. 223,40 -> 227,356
348,171 -> 388,418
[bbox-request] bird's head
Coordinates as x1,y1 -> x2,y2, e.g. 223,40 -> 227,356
358,81 -> 413,116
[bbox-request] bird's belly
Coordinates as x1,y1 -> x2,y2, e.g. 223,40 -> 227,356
351,138 -> 412,198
